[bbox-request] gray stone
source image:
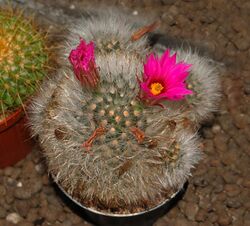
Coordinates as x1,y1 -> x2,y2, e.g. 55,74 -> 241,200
225,198 -> 242,209
14,200 -> 30,217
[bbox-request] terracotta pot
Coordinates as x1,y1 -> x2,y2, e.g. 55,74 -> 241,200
54,180 -> 188,226
0,108 -> 33,168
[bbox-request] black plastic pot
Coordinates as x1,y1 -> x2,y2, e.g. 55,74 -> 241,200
54,181 -> 188,226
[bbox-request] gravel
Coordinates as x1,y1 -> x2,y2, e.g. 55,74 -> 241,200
0,0 -> 249,225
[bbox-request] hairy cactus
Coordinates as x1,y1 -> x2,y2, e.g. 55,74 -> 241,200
0,9 -> 47,120
30,57 -> 201,213
29,9 -> 220,213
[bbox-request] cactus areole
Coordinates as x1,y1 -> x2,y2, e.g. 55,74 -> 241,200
29,10 -> 220,216
0,9 -> 48,168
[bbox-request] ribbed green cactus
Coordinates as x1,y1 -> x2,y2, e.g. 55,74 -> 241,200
0,9 -> 47,120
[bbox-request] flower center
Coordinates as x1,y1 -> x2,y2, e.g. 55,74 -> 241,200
150,82 -> 164,95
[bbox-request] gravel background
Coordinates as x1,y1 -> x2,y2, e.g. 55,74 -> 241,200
0,0 -> 249,225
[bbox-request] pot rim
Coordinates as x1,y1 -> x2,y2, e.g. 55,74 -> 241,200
55,180 -> 183,217
0,108 -> 23,133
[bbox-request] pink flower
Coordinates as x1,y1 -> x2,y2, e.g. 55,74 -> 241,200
138,49 -> 193,103
69,39 -> 99,87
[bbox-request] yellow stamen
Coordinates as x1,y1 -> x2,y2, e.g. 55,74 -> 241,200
150,82 -> 164,95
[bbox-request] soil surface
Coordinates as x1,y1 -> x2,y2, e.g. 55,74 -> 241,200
0,0 -> 249,225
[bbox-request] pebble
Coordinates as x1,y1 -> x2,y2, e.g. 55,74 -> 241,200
39,206 -> 59,223
232,34 -> 250,51
4,167 -> 14,177
14,180 -> 42,199
222,171 -> 239,184
217,213 -> 232,226
26,209 -> 38,222
225,197 -> 242,209
14,200 -> 30,217
193,177 -> 209,188
6,212 -> 23,224
14,187 -> 32,199
207,212 -> 218,224
213,132 -> 229,152
243,179 -> 250,188
195,209 -> 207,222
211,124 -> 221,134
231,111 -> 248,129
35,163 -> 46,175
224,184 -> 241,197
184,202 -> 199,221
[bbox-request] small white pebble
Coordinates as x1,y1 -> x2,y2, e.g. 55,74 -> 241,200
132,10 -> 138,15
6,213 -> 23,224
69,4 -> 75,10
17,182 -> 22,187
212,124 -> 221,134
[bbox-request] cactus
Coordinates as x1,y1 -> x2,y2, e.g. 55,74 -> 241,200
29,9 -> 220,213
0,9 -> 48,120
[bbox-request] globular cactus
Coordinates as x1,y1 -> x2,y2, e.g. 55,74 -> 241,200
29,9 -> 220,213
30,54 -> 201,213
0,9 -> 47,119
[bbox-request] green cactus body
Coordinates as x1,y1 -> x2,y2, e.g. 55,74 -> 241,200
0,10 -> 47,120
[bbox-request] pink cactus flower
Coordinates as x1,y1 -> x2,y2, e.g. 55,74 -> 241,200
138,49 -> 193,103
69,39 -> 99,87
